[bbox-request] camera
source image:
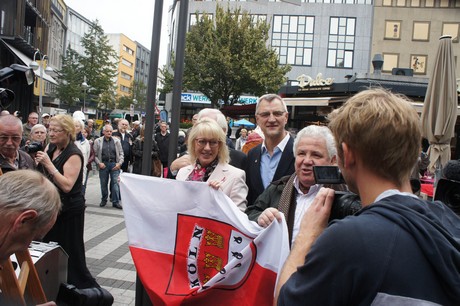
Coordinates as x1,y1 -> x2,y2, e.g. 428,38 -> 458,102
313,166 -> 362,221
435,178 -> 460,217
25,141 -> 43,154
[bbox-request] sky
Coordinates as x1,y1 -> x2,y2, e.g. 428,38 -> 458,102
65,0 -> 173,67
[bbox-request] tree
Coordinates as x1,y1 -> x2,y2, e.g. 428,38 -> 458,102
115,80 -> 147,110
160,6 -> 290,108
131,80 -> 147,110
54,47 -> 84,107
79,20 -> 118,110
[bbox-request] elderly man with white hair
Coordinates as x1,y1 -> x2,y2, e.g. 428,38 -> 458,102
246,125 -> 346,246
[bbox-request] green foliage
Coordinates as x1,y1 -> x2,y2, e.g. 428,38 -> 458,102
78,20 -> 118,109
54,20 -> 118,111
161,5 -> 290,108
131,80 -> 148,110
54,48 -> 84,106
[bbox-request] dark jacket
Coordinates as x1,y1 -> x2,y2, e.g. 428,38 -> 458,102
246,174 -> 347,244
132,137 -> 159,175
0,150 -> 35,173
279,195 -> 460,306
245,136 -> 295,206
155,132 -> 170,164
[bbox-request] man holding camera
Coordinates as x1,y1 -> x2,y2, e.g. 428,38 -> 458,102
0,114 -> 35,173
246,125 -> 345,246
275,89 -> 460,305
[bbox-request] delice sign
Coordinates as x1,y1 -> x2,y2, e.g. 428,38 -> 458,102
181,93 -> 258,105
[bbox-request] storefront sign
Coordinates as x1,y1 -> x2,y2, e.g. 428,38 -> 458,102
181,93 -> 258,104
297,73 -> 334,88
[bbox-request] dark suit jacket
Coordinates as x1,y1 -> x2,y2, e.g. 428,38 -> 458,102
229,148 -> 247,171
245,136 -> 295,207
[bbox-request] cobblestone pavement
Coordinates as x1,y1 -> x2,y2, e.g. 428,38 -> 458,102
84,171 -> 136,306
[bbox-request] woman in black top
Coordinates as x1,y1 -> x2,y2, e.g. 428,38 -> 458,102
35,114 -> 98,289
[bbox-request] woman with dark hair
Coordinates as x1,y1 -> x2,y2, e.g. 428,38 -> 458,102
35,114 -> 99,289
132,126 -> 161,176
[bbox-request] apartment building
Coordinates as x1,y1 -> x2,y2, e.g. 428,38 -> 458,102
107,34 -> 137,98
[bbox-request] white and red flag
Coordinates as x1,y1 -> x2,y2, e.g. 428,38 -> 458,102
120,173 -> 289,306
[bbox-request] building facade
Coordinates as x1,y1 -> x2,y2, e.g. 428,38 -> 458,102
65,7 -> 93,56
46,0 -> 68,107
0,0 -> 53,115
107,33 -> 137,99
168,0 -> 375,83
371,0 -> 460,78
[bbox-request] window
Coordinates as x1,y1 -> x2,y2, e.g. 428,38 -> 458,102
396,0 -> 405,6
410,0 -> 420,7
121,72 -> 132,80
442,23 -> 459,43
189,13 -> 213,27
122,58 -> 133,68
123,45 -> 134,55
410,54 -> 427,74
382,53 -> 399,72
272,15 -> 315,66
440,0 -> 449,7
327,17 -> 355,68
120,85 -> 130,93
384,20 -> 401,40
425,0 -> 434,7
382,0 -> 392,6
413,22 -> 430,41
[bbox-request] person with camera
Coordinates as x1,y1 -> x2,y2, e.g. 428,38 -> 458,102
0,114 -> 35,173
35,114 -> 99,290
246,125 -> 346,245
275,89 -> 460,305
21,123 -> 48,159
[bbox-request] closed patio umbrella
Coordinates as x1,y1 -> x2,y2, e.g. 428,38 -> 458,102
421,36 -> 457,179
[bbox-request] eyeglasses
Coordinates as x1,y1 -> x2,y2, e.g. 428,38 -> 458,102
49,129 -> 64,134
195,138 -> 220,148
0,135 -> 22,143
256,111 -> 286,118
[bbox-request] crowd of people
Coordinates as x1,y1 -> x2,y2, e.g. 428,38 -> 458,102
0,88 -> 459,305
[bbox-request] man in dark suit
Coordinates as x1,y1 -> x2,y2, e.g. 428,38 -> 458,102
246,94 -> 295,206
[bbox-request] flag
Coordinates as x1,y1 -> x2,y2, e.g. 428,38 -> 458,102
120,173 -> 289,306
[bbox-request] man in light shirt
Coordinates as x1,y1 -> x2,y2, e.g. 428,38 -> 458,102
246,125 -> 344,245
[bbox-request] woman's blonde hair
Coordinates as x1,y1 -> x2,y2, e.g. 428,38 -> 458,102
50,114 -> 76,141
187,118 -> 229,164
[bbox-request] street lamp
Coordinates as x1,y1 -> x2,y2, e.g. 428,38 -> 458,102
82,76 -> 89,113
29,49 -> 53,124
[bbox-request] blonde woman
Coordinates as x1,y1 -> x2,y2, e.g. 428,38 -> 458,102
176,118 -> 248,211
35,114 -> 98,289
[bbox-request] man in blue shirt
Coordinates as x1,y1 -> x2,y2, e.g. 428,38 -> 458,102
245,94 -> 295,206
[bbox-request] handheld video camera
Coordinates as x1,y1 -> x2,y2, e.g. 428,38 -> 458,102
313,166 -> 362,221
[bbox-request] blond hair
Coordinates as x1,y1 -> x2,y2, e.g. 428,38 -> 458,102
50,114 -> 76,141
188,118 -> 229,164
328,88 -> 421,186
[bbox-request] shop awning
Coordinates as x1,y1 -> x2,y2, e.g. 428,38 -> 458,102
1,39 -> 57,85
283,97 -> 346,106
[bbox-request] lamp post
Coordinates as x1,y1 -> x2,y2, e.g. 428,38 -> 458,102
29,49 -> 53,124
82,76 -> 89,113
